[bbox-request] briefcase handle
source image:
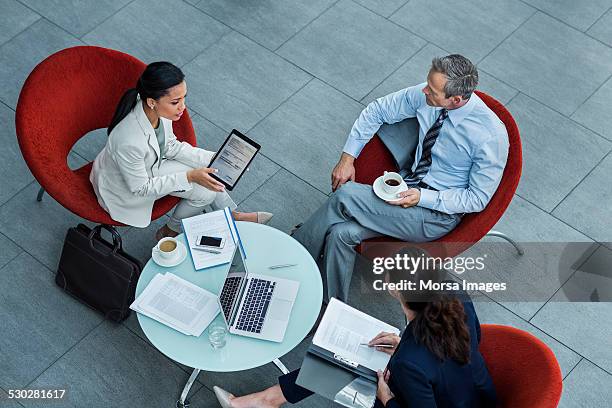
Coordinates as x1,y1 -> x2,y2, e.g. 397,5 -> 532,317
88,225 -> 123,254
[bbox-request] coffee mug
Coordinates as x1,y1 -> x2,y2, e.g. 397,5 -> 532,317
382,171 -> 403,194
154,237 -> 179,260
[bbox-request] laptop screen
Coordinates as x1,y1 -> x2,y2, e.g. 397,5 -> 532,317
218,244 -> 249,325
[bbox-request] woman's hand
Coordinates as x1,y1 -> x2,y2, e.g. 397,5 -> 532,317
331,153 -> 356,191
369,332 -> 401,355
187,168 -> 225,192
377,369 -> 394,406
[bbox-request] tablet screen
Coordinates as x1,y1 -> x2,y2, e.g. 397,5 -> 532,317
209,130 -> 260,190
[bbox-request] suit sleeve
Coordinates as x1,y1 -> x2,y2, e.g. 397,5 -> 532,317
164,124 -> 214,168
343,85 -> 425,158
385,361 -> 437,408
113,141 -> 191,197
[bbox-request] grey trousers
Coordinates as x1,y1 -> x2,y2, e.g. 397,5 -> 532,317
292,181 -> 462,301
157,159 -> 237,232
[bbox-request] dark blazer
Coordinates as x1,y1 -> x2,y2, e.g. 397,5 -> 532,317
376,301 -> 497,408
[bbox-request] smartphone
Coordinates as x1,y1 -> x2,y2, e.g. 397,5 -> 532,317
195,235 -> 225,249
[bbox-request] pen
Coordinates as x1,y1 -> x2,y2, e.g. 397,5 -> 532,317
268,263 -> 298,269
192,247 -> 221,254
359,343 -> 394,348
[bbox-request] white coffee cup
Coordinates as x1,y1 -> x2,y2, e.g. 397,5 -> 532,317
382,171 -> 403,194
154,237 -> 179,260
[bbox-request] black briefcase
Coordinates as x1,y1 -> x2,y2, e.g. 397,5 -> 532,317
55,224 -> 143,322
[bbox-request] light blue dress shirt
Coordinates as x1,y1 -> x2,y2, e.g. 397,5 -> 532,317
343,84 -> 509,214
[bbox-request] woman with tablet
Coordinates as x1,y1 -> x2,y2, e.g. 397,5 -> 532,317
90,62 -> 272,239
213,247 -> 497,408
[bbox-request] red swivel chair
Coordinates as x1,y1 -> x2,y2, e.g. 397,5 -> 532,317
355,91 -> 523,258
15,46 -> 196,229
479,324 -> 563,407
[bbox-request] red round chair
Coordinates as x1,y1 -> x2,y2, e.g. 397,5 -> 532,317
355,91 -> 523,258
15,46 -> 196,226
479,324 -> 563,407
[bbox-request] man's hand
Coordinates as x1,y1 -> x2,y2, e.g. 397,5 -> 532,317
331,153 -> 356,191
388,188 -> 420,208
376,369 -> 395,406
369,331 -> 401,355
187,168 -> 225,192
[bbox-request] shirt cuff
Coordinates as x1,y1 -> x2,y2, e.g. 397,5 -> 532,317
177,171 -> 192,191
417,188 -> 439,210
342,137 -> 364,158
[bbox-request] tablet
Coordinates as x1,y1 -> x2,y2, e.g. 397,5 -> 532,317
208,129 -> 261,191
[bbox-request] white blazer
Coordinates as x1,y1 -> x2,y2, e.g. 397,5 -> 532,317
90,98 -> 212,227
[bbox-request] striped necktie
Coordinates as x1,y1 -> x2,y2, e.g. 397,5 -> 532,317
404,108 -> 448,186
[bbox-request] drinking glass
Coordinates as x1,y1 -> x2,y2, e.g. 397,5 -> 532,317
208,322 -> 227,349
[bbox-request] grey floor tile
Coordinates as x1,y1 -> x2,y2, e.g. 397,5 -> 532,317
531,296 -> 612,373
0,232 -> 21,270
553,245 -> 612,303
21,322 -> 203,408
523,0 -> 612,31
249,79 -> 364,194
353,0 -> 408,18
491,195 -> 592,243
0,387 -> 24,407
480,12 -> 612,116
0,103 -> 36,206
195,0 -> 336,50
20,0 -> 132,38
588,8 -> 612,47
0,182 -> 96,271
278,0 -> 424,100
559,360 -> 612,407
182,31 -> 311,133
0,0 -> 40,47
192,336 -> 330,408
552,154 -> 612,244
189,113 -> 282,204
69,128 -> 106,162
390,0 -> 534,62
472,300 -> 581,377
361,43 -> 518,105
571,76 -> 612,142
238,170 -> 329,234
0,252 -> 102,389
120,216 -> 168,265
506,94 -> 611,211
83,0 -> 228,66
0,19 -> 82,109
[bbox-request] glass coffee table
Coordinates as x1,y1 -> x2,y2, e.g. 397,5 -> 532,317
135,222 -> 323,407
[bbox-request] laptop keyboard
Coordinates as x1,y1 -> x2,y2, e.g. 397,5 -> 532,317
235,278 -> 276,334
219,276 -> 242,318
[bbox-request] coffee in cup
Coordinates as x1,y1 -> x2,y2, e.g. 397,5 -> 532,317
382,171 -> 403,195
155,237 -> 179,260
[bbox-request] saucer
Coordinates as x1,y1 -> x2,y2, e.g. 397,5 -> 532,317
151,241 -> 187,267
372,175 -> 408,202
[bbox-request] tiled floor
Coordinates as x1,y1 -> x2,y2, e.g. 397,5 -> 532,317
0,0 -> 611,407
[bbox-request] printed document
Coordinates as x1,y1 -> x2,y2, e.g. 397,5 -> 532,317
313,298 -> 400,372
182,207 -> 241,270
130,273 -> 219,336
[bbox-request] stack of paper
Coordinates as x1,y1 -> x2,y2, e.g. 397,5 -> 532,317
130,273 -> 220,337
313,298 -> 400,372
182,207 -> 243,270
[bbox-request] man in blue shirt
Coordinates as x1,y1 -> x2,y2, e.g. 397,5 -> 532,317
292,54 -> 509,302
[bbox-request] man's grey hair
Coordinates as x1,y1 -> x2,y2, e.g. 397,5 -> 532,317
431,55 -> 478,100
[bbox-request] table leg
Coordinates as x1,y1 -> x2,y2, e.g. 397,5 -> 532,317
176,368 -> 200,408
273,358 -> 289,374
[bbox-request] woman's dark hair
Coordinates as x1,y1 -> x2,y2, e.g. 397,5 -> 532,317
107,61 -> 185,135
387,246 -> 471,365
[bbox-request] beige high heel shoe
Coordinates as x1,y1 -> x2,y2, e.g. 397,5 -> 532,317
213,386 -> 233,408
256,212 -> 273,225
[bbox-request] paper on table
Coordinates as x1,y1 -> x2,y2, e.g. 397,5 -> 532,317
130,273 -> 219,337
313,298 -> 400,372
182,208 -> 237,270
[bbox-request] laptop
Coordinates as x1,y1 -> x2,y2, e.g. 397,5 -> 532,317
217,244 -> 300,342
